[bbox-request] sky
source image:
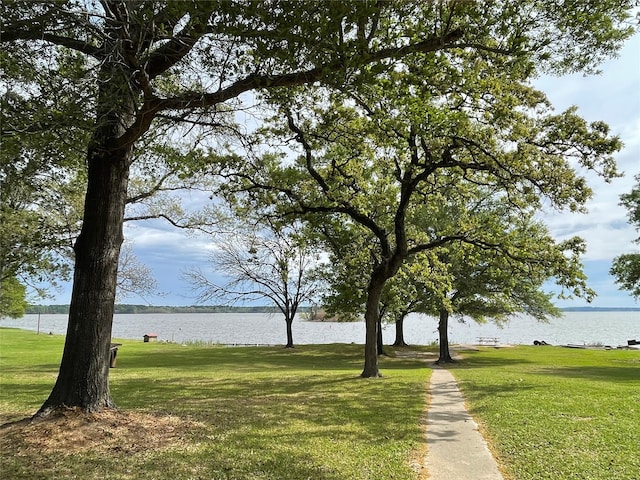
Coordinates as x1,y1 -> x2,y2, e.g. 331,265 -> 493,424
45,34 -> 640,309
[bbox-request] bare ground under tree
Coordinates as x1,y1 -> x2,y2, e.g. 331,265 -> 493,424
0,408 -> 204,458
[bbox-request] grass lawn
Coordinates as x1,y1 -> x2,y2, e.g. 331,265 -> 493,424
2,328 -> 638,480
0,328 -> 430,480
451,346 -> 640,480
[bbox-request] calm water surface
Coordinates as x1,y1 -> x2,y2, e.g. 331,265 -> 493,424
4,311 -> 639,347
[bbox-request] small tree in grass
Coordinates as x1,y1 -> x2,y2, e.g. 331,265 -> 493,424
185,222 -> 322,348
425,202 -> 587,364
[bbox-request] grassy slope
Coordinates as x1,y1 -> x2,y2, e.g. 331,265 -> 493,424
0,328 -> 429,480
451,346 -> 640,480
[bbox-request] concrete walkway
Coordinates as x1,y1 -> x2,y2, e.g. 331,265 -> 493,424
424,368 -> 504,480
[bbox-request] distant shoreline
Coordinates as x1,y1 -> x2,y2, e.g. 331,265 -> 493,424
25,304 -> 640,315
25,304 -> 311,315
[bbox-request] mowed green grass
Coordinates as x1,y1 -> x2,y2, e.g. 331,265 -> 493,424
451,346 -> 640,480
2,328 -> 639,480
0,328 -> 430,480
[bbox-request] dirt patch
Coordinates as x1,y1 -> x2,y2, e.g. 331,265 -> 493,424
0,408 -> 203,456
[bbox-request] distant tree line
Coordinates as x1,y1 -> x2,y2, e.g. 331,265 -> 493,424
25,304 -> 638,316
25,304 -> 307,315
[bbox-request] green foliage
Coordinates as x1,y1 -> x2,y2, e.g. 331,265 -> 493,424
2,0 -> 636,399
217,37 -> 622,325
209,4 -> 633,374
421,195 -> 585,324
0,277 -> 29,319
610,174 -> 640,298
610,253 -> 640,298
0,25 -> 89,295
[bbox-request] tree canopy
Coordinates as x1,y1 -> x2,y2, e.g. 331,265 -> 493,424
0,276 -> 29,319
1,0 -> 635,410
213,44 -> 624,375
1,44 -> 87,297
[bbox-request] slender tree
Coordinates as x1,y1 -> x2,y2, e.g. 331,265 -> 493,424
383,257 -> 449,348
425,209 -> 582,364
185,223 -> 322,348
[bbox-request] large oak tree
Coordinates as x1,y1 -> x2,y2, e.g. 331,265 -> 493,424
212,7 -> 632,376
422,198 -> 586,364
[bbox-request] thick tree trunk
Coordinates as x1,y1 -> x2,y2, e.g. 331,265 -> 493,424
37,143 -> 131,415
393,314 -> 409,347
361,273 -> 386,378
436,309 -> 454,364
37,60 -> 136,415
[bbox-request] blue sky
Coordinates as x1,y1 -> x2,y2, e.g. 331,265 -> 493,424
532,33 -> 640,307
46,34 -> 640,308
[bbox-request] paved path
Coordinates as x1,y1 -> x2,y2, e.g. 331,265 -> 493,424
424,368 -> 504,480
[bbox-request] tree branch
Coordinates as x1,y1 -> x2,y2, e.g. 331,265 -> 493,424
152,28 -> 466,113
0,29 -> 103,58
145,12 -> 209,80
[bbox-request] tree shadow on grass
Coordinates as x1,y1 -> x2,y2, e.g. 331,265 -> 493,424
2,342 -> 428,479
453,380 -> 536,407
447,354 -> 535,370
144,445 -> 351,480
117,342 -> 429,373
112,365 -> 426,429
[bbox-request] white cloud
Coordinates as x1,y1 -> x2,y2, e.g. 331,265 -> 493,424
125,221 -> 214,261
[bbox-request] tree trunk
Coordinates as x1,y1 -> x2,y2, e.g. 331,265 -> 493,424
393,313 -> 409,347
37,143 -> 132,415
37,60 -> 136,416
361,272 -> 386,378
436,309 -> 454,364
376,315 -> 386,356
285,316 -> 294,348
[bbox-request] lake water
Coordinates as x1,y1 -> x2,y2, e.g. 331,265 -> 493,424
3,311 -> 639,347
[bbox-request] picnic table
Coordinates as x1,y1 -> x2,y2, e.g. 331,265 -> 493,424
477,336 -> 499,346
